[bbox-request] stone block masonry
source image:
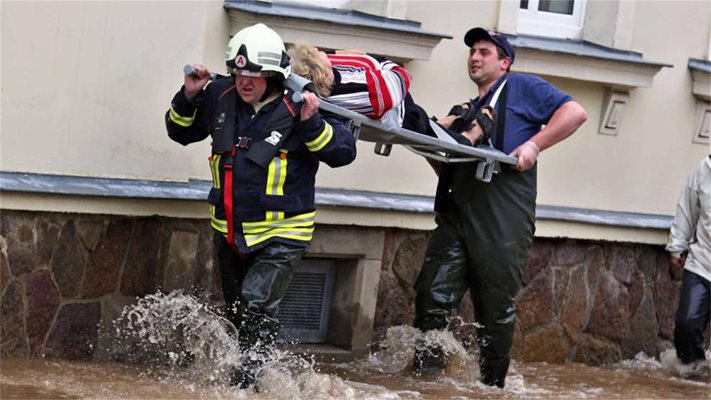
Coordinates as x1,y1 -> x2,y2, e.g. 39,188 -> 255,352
0,210 -> 687,365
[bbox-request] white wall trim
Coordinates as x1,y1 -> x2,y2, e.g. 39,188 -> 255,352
225,1 -> 450,61
507,34 -> 671,90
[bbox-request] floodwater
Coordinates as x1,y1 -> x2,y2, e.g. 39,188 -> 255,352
1,292 -> 709,400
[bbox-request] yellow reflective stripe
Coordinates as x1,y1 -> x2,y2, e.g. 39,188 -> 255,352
244,227 -> 314,247
243,219 -> 314,235
211,215 -> 228,233
265,151 -> 288,220
208,155 -> 226,233
242,212 -> 315,231
266,211 -> 284,221
242,212 -> 316,246
305,122 -> 333,152
169,107 -> 196,127
209,203 -> 228,233
209,154 -> 222,189
266,153 -> 287,196
276,153 -> 287,195
243,221 -> 314,235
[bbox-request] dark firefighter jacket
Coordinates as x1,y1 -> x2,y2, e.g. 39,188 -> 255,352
165,76 -> 357,254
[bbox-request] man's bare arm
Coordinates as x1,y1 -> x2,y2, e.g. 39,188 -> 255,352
511,101 -> 587,171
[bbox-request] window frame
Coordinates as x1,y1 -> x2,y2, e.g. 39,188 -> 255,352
518,0 -> 587,40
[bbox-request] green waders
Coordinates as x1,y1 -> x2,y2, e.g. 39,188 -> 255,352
414,162 -> 536,388
216,235 -> 305,387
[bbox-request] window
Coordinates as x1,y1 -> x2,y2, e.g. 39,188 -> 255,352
518,0 -> 586,39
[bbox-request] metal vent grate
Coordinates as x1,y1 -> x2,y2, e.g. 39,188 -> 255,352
277,259 -> 335,343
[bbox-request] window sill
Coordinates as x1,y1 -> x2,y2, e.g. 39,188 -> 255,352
223,0 -> 451,62
689,58 -> 711,101
504,34 -> 672,90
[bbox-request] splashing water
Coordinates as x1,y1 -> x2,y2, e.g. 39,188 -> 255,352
659,348 -> 711,380
356,325 -> 470,376
109,291 -> 407,399
113,291 -> 242,383
54,291 -> 705,399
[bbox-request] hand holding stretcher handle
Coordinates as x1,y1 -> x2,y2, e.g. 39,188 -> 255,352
183,64 -> 217,81
183,64 -> 303,104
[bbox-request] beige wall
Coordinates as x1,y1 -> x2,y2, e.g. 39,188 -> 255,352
407,1 -> 709,217
2,1 -> 710,244
1,1 -> 227,181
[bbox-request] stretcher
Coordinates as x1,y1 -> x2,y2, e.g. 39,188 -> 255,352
285,74 -> 518,182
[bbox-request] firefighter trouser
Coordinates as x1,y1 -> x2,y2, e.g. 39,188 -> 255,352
674,269 -> 710,364
216,234 -> 305,350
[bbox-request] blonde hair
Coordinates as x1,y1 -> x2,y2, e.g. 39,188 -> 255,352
287,43 -> 333,97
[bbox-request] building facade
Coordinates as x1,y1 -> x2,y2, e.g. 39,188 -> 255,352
1,0 -> 709,363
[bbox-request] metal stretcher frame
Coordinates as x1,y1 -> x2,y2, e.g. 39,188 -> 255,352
285,74 -> 518,182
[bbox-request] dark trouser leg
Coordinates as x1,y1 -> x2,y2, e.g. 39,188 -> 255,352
238,242 -> 305,350
230,241 -> 304,388
414,219 -> 470,331
413,218 -> 469,374
674,270 -> 711,364
467,238 -> 528,388
215,234 -> 248,330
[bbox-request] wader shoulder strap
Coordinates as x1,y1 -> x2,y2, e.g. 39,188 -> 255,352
435,80 -> 509,212
211,86 -> 238,154
492,81 -> 508,152
246,92 -> 301,168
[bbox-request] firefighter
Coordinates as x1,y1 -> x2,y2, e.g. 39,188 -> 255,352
165,23 -> 356,388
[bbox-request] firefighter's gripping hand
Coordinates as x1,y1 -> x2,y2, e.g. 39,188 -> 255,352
299,92 -> 320,121
184,64 -> 211,101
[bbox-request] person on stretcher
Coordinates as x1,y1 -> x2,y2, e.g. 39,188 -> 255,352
287,43 -> 495,147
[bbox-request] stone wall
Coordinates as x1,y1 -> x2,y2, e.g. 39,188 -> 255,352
0,210 -> 222,360
1,210 -> 683,365
375,229 -> 684,365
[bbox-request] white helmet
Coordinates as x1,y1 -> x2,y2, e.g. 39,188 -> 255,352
225,23 -> 291,80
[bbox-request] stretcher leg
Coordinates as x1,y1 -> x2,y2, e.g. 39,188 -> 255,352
375,143 -> 393,156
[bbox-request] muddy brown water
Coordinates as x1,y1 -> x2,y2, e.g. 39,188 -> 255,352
1,355 -> 708,399
2,292 -> 708,399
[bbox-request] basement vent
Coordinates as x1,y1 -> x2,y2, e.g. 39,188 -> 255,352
277,259 -> 335,343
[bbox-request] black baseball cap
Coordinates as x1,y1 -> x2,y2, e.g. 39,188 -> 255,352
464,27 -> 515,65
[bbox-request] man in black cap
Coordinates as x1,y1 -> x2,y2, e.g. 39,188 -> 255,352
412,28 -> 587,387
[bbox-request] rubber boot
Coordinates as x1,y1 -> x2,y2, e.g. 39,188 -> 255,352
230,356 -> 260,389
230,332 -> 261,389
479,358 -> 510,388
414,344 -> 447,375
230,310 -> 277,389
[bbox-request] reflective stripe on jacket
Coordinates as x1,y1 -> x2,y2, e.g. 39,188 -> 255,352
165,77 -> 357,253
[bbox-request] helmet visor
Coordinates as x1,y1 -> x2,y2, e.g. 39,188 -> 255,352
232,68 -> 276,78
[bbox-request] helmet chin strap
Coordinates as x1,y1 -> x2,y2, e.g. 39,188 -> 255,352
260,76 -> 284,102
